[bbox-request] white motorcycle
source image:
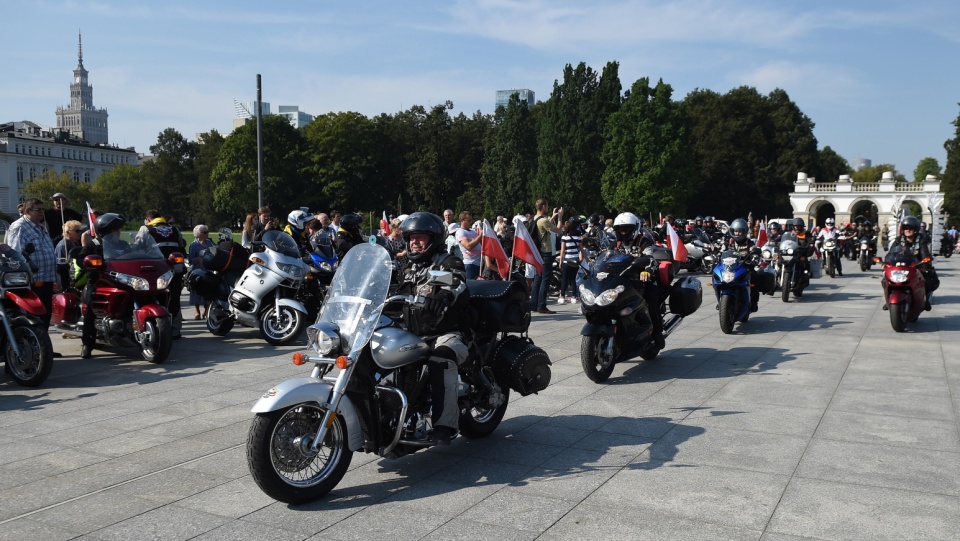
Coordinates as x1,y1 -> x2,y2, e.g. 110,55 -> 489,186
247,242 -> 551,503
206,230 -> 309,345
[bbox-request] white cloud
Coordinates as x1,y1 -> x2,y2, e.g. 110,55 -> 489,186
731,60 -> 869,108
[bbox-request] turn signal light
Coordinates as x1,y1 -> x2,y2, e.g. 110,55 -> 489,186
922,257 -> 932,264
251,256 -> 266,266
336,355 -> 348,369
292,352 -> 306,365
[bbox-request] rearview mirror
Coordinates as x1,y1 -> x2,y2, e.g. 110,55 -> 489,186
427,270 -> 454,286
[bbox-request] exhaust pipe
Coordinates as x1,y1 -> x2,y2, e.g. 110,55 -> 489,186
663,315 -> 683,337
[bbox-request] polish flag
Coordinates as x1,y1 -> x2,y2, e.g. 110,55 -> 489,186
481,219 -> 510,279
512,217 -> 544,275
756,220 -> 768,247
86,201 -> 97,238
665,221 -> 689,263
380,211 -> 390,235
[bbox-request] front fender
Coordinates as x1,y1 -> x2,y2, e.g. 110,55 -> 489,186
251,377 -> 365,452
134,303 -> 170,332
886,289 -> 911,305
580,321 -> 615,336
275,297 -> 308,315
5,290 -> 46,316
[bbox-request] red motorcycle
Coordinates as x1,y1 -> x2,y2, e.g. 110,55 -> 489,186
1,243 -> 54,386
51,233 -> 182,363
877,246 -> 928,332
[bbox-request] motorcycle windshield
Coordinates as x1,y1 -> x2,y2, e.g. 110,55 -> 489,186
103,233 -> 166,261
318,242 -> 392,355
885,245 -> 917,265
260,230 -> 301,258
591,250 -> 633,277
779,234 -> 799,252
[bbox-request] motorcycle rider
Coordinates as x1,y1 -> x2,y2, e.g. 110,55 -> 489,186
136,210 -> 186,339
790,218 -> 815,287
333,212 -> 365,261
816,217 -> 843,276
284,209 -> 315,252
396,212 -> 471,444
857,220 -> 878,259
74,213 -> 127,358
611,212 -> 665,349
889,216 -> 938,311
702,216 -> 723,243
725,218 -> 763,312
918,222 -> 933,254
766,222 -> 783,246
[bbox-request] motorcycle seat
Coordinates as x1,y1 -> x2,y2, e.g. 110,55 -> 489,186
465,280 -> 530,333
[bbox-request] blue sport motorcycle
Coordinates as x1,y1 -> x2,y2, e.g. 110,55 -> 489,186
711,249 -> 754,334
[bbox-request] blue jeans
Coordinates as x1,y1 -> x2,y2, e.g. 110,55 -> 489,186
465,263 -> 480,280
560,263 -> 578,299
529,253 -> 553,310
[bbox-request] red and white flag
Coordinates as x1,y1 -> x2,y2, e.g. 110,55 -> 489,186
86,201 -> 97,238
481,219 -> 510,279
380,211 -> 390,236
512,217 -> 544,275
756,220 -> 768,247
665,221 -> 689,263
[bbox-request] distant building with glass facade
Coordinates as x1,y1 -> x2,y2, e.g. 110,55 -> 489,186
495,89 -> 535,109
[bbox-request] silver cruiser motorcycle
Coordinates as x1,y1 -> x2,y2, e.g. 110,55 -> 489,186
247,242 -> 551,503
206,230 -> 308,345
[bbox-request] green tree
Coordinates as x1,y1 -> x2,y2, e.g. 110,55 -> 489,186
850,164 -> 905,183
942,105 -> 960,218
140,128 -> 197,224
193,130 -> 229,227
303,111 -> 380,213
816,146 -> 853,183
481,94 -> 538,217
91,163 -> 143,216
21,170 -> 94,210
601,77 -> 696,215
913,157 -> 942,182
211,115 -> 310,219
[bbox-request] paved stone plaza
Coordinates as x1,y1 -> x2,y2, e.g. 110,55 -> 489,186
1,257 -> 958,540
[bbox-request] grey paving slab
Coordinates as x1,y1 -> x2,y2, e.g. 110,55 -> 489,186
0,261 -> 958,540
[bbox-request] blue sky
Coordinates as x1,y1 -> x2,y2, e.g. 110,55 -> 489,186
4,0 -> 958,178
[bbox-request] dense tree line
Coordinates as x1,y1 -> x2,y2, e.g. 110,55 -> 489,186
22,62 -> 958,227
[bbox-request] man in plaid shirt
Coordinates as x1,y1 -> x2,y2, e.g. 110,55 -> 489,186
7,197 -> 58,325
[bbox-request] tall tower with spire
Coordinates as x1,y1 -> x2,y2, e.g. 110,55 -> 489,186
55,31 -> 109,144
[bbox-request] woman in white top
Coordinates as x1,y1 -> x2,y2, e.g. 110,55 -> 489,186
558,218 -> 585,304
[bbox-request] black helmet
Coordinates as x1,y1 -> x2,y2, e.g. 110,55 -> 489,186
730,218 -> 749,241
588,213 -> 601,226
920,221 -> 928,229
704,215 -> 715,224
901,215 -> 920,233
793,217 -> 806,231
863,220 -> 872,227
339,213 -> 362,233
768,222 -> 782,232
854,215 -> 866,225
400,212 -> 446,263
95,213 -> 125,237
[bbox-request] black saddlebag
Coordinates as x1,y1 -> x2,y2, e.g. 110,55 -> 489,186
669,275 -> 703,317
466,280 -> 530,333
187,268 -> 222,302
493,336 -> 552,396
201,241 -> 249,274
755,270 -> 776,295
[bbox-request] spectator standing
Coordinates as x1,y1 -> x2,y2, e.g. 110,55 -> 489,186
557,219 -> 584,304
44,193 -> 84,245
328,211 -> 342,236
455,211 -> 482,279
529,199 -> 563,314
54,220 -> 84,289
442,209 -> 455,228
242,206 -> 276,248
7,198 -> 58,324
188,225 -> 213,320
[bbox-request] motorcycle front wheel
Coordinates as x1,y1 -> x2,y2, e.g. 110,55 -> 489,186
781,268 -> 791,303
247,403 -> 352,504
581,334 -> 617,383
718,294 -> 736,334
141,316 -> 173,363
4,322 -> 53,387
860,254 -> 869,272
206,301 -> 234,336
260,305 -> 306,346
890,301 -> 909,332
459,385 -> 510,438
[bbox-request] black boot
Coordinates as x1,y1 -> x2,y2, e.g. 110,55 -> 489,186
81,345 -> 93,359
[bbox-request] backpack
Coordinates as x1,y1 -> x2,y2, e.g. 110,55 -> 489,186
526,216 -> 546,252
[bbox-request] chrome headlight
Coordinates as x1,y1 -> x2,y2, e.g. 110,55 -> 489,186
319,262 -> 333,272
761,249 -> 772,260
113,272 -> 151,291
722,269 -> 736,283
156,270 -> 174,290
580,284 -> 624,307
306,322 -> 341,355
889,270 -> 909,283
277,262 -> 305,279
2,271 -> 30,287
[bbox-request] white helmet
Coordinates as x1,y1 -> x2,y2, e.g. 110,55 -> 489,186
287,209 -> 315,230
613,212 -> 640,242
825,217 -> 835,226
